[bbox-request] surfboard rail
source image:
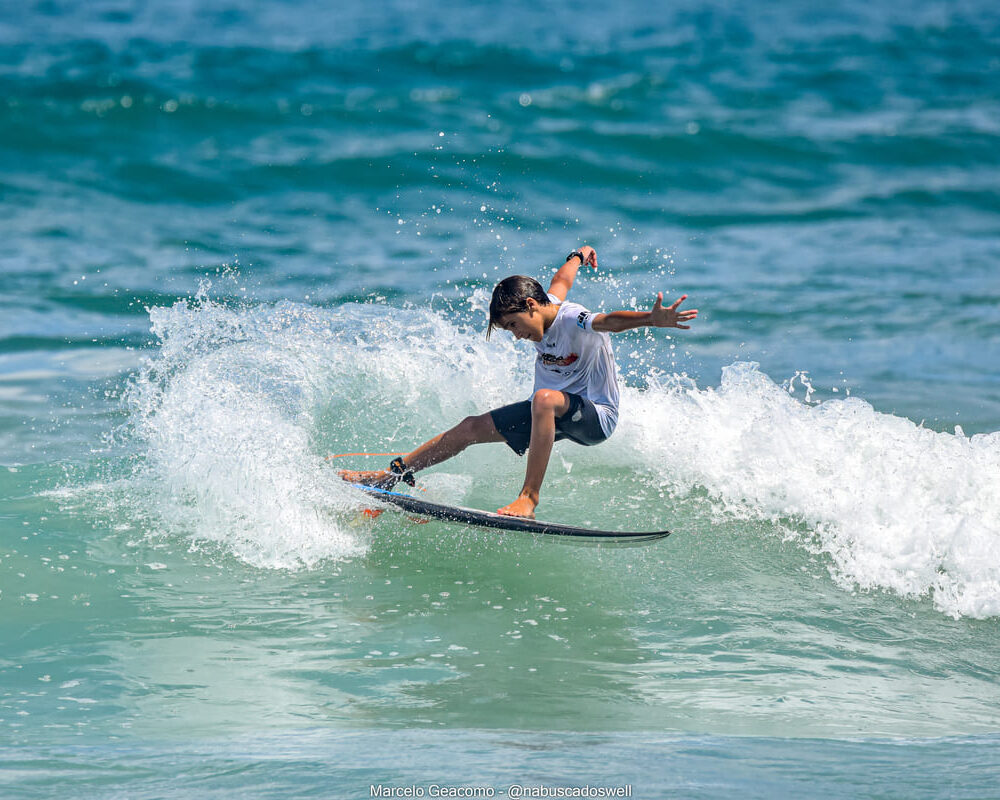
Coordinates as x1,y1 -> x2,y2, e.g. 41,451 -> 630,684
350,483 -> 671,542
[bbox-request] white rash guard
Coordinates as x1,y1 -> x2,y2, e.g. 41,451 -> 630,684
532,294 -> 620,438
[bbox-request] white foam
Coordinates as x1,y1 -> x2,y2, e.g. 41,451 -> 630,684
124,292 -> 526,569
617,363 -> 1000,619
123,295 -> 1000,617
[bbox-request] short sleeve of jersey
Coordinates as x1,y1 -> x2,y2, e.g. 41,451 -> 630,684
553,300 -> 596,338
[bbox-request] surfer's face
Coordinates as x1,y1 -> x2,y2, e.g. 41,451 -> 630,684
498,308 -> 543,342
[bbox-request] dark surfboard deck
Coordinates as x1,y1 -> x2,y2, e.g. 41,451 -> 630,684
351,484 -> 671,543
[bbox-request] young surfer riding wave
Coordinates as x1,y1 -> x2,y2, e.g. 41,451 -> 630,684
340,246 -> 698,518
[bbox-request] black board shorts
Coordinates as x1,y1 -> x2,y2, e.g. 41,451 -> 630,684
489,393 -> 609,456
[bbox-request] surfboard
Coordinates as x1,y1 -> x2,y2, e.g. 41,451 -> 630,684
350,483 -> 671,543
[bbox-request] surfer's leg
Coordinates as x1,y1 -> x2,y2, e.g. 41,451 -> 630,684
498,389 -> 570,518
339,413 -> 503,487
404,412 -> 505,471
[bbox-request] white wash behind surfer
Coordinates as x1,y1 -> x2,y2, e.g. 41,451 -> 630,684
341,246 -> 698,518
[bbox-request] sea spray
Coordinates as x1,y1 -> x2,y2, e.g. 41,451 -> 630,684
120,293 -> 1000,616
618,363 -> 1000,618
122,292 -> 527,568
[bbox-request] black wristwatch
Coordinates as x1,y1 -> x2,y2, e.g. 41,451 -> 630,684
566,250 -> 585,265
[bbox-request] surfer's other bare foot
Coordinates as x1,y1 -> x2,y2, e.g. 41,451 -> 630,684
497,495 -> 536,518
339,469 -> 396,489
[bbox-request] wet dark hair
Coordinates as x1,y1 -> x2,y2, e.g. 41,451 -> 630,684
487,275 -> 551,339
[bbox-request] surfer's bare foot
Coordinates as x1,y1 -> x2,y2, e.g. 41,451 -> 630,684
497,495 -> 536,518
339,469 -> 396,489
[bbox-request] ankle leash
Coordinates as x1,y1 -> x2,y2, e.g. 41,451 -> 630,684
389,457 -> 416,487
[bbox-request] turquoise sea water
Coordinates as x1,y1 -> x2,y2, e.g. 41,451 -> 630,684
2,1 -> 1000,797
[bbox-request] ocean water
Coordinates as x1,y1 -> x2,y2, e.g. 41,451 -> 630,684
2,0 -> 1000,797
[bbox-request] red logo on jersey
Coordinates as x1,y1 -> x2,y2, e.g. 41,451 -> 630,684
540,352 -> 578,367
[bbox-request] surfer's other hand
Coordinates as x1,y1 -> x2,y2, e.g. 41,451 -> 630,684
650,292 -> 698,329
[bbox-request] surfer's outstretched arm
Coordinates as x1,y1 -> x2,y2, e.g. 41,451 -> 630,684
547,246 -> 597,301
591,292 -> 699,332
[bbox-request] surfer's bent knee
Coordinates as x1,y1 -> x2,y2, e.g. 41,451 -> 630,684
530,389 -> 568,416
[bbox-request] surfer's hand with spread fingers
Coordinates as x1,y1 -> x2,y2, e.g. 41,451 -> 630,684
649,293 -> 698,330
590,292 -> 699,333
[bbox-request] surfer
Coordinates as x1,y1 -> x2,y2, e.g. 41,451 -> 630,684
341,246 -> 698,518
